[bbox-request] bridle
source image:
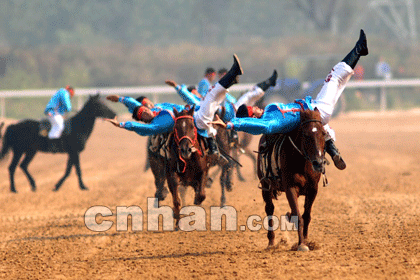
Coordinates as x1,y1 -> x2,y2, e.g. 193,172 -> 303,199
174,115 -> 197,147
173,115 -> 202,173
288,118 -> 324,164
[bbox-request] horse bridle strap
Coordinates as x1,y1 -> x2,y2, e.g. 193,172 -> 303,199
174,115 -> 202,173
300,119 -> 322,126
174,115 -> 197,146
289,118 -> 324,164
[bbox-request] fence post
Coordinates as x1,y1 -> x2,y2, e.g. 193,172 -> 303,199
380,86 -> 387,112
0,97 -> 5,119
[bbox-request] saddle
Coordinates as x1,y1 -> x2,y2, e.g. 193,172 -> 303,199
258,133 -> 287,190
39,119 -> 71,137
148,132 -> 172,158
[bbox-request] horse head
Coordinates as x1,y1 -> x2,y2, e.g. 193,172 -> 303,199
86,93 -> 116,119
173,105 -> 198,161
296,108 -> 326,173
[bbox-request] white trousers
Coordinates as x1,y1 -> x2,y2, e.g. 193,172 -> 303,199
323,124 -> 336,141
48,114 -> 64,139
312,62 -> 354,125
234,85 -> 264,109
194,83 -> 227,137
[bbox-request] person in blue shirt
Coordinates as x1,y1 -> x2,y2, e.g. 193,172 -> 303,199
197,67 -> 216,98
44,85 -> 74,139
212,30 -> 369,170
106,54 -> 243,160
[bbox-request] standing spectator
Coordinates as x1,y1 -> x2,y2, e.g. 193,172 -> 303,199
375,56 -> 392,80
197,67 -> 216,98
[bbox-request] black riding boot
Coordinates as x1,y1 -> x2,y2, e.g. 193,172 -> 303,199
325,139 -> 346,170
218,54 -> 243,89
341,29 -> 369,69
256,70 -> 278,91
206,137 -> 219,157
230,130 -> 239,147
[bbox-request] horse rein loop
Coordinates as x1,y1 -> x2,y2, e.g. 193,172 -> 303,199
174,115 -> 197,147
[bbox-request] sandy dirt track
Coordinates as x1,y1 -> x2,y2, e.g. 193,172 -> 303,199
0,111 -> 419,279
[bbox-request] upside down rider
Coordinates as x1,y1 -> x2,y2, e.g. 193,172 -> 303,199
211,29 -> 369,170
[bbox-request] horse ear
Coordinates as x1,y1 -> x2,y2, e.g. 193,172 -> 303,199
173,107 -> 179,117
314,107 -> 319,112
188,105 -> 195,115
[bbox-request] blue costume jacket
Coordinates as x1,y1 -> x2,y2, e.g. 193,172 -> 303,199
44,88 -> 72,116
221,93 -> 237,122
118,96 -> 209,137
227,96 -> 314,135
120,110 -> 175,136
197,78 -> 211,98
118,97 -> 185,114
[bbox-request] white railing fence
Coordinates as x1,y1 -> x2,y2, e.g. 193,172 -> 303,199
1,79 -> 420,119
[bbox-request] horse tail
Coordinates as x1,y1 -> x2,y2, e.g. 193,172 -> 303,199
0,124 -> 13,161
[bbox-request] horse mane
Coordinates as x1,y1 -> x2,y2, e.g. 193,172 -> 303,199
299,108 -> 321,123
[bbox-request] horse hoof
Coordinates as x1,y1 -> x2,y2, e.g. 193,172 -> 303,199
80,186 -> 89,191
297,244 -> 310,252
10,189 -> 17,193
266,244 -> 275,250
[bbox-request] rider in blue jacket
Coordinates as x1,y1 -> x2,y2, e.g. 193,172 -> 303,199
44,85 -> 74,139
212,30 -> 369,170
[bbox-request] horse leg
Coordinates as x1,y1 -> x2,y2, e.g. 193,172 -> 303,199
178,186 -> 187,206
194,173 -> 207,206
220,163 -> 233,207
150,156 -> 168,201
285,187 -> 308,251
19,150 -> 37,192
234,148 -> 246,182
54,155 -> 73,191
302,188 -> 318,244
154,175 -> 167,201
207,166 -> 221,188
8,151 -> 23,193
262,185 -> 275,248
72,152 -> 88,190
167,175 -> 181,229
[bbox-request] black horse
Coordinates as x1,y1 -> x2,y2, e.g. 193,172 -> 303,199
0,94 -> 116,193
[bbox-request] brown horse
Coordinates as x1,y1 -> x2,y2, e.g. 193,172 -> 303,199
166,106 -> 209,228
258,108 -> 326,251
148,109 -> 233,207
232,131 -> 257,181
